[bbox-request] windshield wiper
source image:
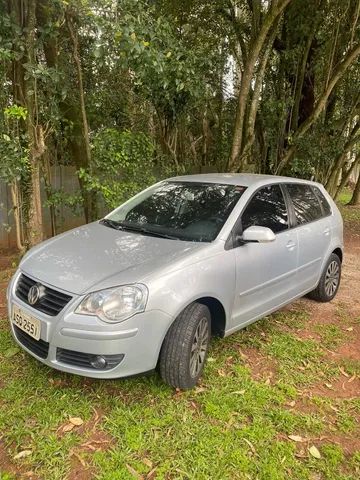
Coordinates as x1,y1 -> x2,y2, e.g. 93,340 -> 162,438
100,219 -> 180,240
100,218 -> 124,230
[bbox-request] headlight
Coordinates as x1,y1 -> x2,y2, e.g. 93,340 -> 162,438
76,284 -> 148,323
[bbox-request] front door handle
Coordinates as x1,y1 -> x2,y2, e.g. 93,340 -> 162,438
286,240 -> 296,251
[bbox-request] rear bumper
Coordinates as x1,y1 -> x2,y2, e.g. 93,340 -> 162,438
7,271 -> 173,379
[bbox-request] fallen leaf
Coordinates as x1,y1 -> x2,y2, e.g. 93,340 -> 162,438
309,445 -> 321,459
346,327 -> 353,332
231,390 -> 246,395
126,464 -> 143,479
287,401 -> 296,407
62,423 -> 75,433
243,438 -> 256,455
14,450 -> 32,460
70,450 -> 86,467
146,467 -> 157,480
69,417 -> 84,426
325,383 -> 333,389
288,434 -> 305,442
339,367 -> 350,378
194,386 -> 206,394
207,357 -> 216,363
142,458 -> 153,468
348,375 -> 356,383
265,378 -> 271,385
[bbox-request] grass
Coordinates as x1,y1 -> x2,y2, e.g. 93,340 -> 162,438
0,311 -> 359,480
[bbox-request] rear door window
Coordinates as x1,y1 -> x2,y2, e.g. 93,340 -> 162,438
286,184 -> 323,225
241,184 -> 289,233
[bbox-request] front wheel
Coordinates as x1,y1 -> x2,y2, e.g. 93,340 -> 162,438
159,303 -> 211,389
308,253 -> 341,302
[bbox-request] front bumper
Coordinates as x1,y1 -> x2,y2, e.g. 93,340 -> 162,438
7,270 -> 173,379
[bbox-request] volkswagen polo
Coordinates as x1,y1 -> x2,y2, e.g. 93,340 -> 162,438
7,174 -> 343,389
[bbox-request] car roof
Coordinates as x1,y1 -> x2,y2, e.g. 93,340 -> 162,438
166,173 -> 320,188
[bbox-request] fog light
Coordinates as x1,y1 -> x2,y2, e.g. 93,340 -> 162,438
90,355 -> 108,369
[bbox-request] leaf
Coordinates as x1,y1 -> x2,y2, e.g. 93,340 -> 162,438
142,41 -> 150,47
142,457 -> 153,468
166,51 -> 172,58
339,367 -> 349,378
14,450 -> 32,460
130,32 -> 137,41
126,464 -> 143,479
69,417 -> 84,426
288,435 -> 305,442
309,445 -> 321,459
345,327 -> 353,331
62,423 -> 75,432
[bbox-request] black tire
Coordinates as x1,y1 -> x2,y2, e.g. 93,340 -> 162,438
159,302 -> 211,390
308,253 -> 341,302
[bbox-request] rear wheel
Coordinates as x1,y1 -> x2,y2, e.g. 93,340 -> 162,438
159,303 -> 211,389
308,253 -> 341,302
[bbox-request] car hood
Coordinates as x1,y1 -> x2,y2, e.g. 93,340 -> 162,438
20,222 -> 204,295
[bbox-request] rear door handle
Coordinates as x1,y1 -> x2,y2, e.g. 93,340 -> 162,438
323,227 -> 330,236
286,240 -> 296,250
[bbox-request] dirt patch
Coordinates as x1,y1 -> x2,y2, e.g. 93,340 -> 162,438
306,375 -> 360,400
0,440 -> 38,480
66,410 -> 114,480
334,339 -> 360,361
239,346 -> 278,383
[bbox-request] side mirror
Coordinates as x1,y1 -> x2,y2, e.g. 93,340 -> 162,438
241,226 -> 276,243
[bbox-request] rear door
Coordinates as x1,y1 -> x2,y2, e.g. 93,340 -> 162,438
230,184 -> 299,330
285,183 -> 332,292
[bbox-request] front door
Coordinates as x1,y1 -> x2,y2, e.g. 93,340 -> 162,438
230,184 -> 298,331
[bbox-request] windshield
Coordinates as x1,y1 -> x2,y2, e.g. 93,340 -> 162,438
104,181 -> 246,242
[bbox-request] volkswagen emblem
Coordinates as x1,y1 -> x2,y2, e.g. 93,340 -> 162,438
28,285 -> 41,305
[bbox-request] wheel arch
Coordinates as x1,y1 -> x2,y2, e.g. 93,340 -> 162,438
332,247 -> 343,263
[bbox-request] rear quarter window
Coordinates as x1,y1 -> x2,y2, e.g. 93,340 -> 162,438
313,186 -> 332,216
286,183 -> 323,225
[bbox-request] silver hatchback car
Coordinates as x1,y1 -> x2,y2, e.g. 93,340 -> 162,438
7,174 -> 343,389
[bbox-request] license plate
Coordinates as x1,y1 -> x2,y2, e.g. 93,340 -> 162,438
12,305 -> 41,341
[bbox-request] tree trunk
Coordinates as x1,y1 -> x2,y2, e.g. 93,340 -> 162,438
349,168 -> 360,205
325,122 -> 360,196
25,0 -> 45,245
228,0 -> 291,171
275,43 -> 360,174
66,10 -> 97,221
36,0 -> 97,222
334,154 -> 360,200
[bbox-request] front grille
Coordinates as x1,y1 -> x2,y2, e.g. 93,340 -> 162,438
16,274 -> 72,316
14,325 -> 49,359
57,348 -> 124,371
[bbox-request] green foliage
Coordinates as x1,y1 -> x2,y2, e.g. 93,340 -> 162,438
0,107 -> 29,184
79,129 -> 157,209
110,1 -> 212,123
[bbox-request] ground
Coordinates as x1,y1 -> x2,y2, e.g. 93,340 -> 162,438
0,199 -> 359,480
